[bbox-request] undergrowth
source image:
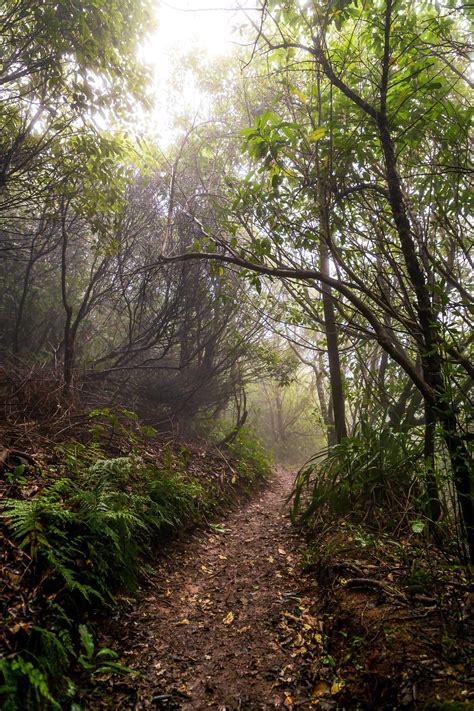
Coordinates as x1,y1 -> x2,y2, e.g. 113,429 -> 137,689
1,423 -> 271,709
226,426 -> 272,487
291,419 -> 426,533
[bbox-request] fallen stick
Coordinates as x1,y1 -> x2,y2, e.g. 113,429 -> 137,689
0,448 -> 39,471
343,577 -> 407,601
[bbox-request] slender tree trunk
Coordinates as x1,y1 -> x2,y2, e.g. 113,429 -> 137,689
275,389 -> 285,444
13,223 -> 45,357
63,319 -> 75,394
313,354 -> 336,447
219,387 -> 248,445
436,406 -> 474,562
13,254 -> 34,357
320,236 -> 347,443
424,402 -> 442,524
60,206 -> 74,394
289,343 -> 336,447
315,64 -> 347,445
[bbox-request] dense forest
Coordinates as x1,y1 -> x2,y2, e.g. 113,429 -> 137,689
0,1 -> 472,709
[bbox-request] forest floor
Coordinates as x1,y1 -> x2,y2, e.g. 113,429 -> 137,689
84,467 -> 473,711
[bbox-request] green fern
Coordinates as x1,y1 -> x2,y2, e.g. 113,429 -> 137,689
0,656 -> 60,711
77,624 -> 134,677
2,498 -> 74,558
30,627 -> 70,676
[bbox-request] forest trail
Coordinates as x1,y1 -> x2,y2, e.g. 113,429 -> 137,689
110,469 -> 305,709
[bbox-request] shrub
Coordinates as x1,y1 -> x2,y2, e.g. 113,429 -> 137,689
291,419 -> 423,531
226,427 -> 272,487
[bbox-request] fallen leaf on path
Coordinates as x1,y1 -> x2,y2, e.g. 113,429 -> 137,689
331,681 -> 345,695
312,681 -> 331,699
291,646 -> 307,656
223,611 -> 234,625
210,523 -> 231,534
176,619 -> 190,626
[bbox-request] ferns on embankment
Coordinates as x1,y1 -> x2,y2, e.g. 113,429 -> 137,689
1,433 -> 270,709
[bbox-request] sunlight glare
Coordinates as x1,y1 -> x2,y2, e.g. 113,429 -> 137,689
141,0 -> 257,138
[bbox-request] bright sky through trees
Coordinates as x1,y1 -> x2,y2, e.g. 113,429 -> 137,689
142,0 -> 255,137
154,0 -> 240,57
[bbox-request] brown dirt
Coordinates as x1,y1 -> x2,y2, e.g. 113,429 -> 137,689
103,468 -> 304,709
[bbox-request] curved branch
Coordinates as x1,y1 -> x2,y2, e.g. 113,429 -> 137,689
156,250 -> 434,404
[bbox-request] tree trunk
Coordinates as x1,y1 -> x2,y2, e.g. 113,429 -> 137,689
320,236 -> 347,444
424,402 -> 442,524
436,405 -> 474,562
13,255 -> 34,357
219,387 -> 248,445
60,209 -> 74,395
315,64 -> 347,445
314,354 -> 336,447
63,315 -> 75,394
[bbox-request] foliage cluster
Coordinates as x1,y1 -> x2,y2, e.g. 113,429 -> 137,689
291,418 -> 432,534
211,0 -> 473,559
225,426 -> 272,486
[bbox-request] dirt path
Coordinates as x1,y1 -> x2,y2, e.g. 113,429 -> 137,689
109,469 -> 305,709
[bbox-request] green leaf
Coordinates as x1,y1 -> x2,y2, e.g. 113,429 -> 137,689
96,648 -> 119,660
240,127 -> 257,138
79,624 -> 95,659
289,84 -> 308,104
308,127 -> 326,141
260,110 -> 280,125
411,520 -> 425,534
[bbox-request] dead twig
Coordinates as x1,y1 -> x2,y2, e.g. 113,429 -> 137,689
0,448 -> 39,471
343,577 -> 408,601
